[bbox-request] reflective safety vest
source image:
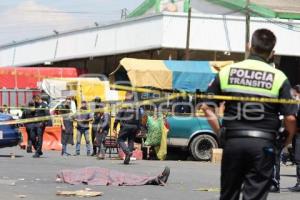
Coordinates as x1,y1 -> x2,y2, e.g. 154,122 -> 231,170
219,59 -> 287,98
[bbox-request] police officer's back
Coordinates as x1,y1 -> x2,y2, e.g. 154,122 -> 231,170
202,29 -> 297,200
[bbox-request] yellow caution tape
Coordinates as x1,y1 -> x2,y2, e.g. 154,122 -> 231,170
0,93 -> 180,125
1,83 -> 299,125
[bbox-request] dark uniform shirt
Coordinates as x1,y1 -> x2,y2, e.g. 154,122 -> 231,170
113,107 -> 141,130
34,101 -> 50,126
297,107 -> 300,127
93,112 -> 110,132
207,55 -> 297,133
21,109 -> 35,129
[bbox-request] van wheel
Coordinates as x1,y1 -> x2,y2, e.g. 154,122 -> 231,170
190,134 -> 218,161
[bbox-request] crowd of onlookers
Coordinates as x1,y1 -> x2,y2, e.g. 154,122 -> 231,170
20,95 -> 112,159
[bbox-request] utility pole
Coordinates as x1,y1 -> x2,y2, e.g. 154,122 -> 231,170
121,8 -> 127,20
245,0 -> 250,59
185,6 -> 192,60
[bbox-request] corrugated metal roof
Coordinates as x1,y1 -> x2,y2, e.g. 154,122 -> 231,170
252,0 -> 300,14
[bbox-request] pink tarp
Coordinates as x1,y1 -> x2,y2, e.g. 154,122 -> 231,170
57,167 -> 162,186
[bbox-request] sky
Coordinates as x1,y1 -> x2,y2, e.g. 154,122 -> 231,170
0,0 -> 144,45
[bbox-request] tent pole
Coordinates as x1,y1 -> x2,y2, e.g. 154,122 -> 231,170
245,0 -> 250,59
185,6 -> 192,60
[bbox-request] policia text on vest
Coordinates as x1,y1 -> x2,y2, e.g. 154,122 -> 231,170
229,68 -> 274,90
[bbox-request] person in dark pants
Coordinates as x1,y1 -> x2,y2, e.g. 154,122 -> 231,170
32,95 -> 50,158
60,105 -> 74,156
74,101 -> 93,156
270,129 -> 286,192
21,101 -> 36,153
202,29 -> 297,200
289,85 -> 300,192
91,97 -> 102,156
94,105 -> 110,159
269,117 -> 287,193
113,92 -> 141,165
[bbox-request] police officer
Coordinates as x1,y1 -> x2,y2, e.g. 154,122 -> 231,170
21,101 -> 36,153
202,29 -> 297,200
91,97 -> 102,156
32,94 -> 50,158
113,91 -> 141,165
94,104 -> 110,159
289,85 -> 300,192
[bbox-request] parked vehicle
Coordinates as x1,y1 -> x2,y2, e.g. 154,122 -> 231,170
166,115 -> 219,161
0,113 -> 22,148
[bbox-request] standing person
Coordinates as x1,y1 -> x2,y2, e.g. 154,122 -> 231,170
289,85 -> 300,192
113,92 -> 141,165
60,105 -> 74,156
91,97 -> 102,156
2,105 -> 10,114
74,101 -> 93,156
21,101 -> 36,153
94,104 -> 110,159
32,94 -> 50,158
202,29 -> 297,200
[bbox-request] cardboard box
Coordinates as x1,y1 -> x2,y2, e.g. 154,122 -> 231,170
211,148 -> 223,163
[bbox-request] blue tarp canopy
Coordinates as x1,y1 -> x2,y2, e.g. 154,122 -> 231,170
111,58 -> 233,92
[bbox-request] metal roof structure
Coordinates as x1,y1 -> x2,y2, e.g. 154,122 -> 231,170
129,0 -> 300,19
1,0 -> 300,67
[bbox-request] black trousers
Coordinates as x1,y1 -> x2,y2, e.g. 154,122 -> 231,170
31,124 -> 45,154
117,125 -> 137,155
26,127 -> 34,149
220,137 -> 275,200
92,126 -> 98,153
271,145 -> 282,187
294,134 -> 300,181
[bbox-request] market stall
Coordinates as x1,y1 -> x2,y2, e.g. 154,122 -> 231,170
110,58 -> 233,92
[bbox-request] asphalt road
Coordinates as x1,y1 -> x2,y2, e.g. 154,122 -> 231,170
0,147 -> 299,200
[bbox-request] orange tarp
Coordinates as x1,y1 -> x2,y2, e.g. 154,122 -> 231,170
20,126 -> 62,151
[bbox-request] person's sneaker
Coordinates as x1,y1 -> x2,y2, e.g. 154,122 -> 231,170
158,166 -> 170,184
91,151 -> 97,156
87,152 -> 91,156
124,152 -> 133,165
39,151 -> 43,156
289,183 -> 300,192
62,152 -> 71,156
269,184 -> 280,193
97,153 -> 105,160
73,152 -> 80,156
32,153 -> 40,158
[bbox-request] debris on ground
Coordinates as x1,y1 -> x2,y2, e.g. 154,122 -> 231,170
10,153 -> 15,159
0,179 -> 17,186
16,194 -> 27,198
193,187 -> 220,192
56,190 -> 103,197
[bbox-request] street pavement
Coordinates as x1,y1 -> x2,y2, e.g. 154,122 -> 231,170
0,146 -> 299,200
